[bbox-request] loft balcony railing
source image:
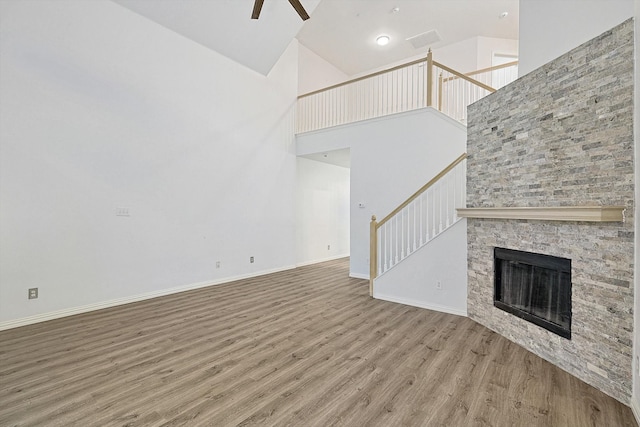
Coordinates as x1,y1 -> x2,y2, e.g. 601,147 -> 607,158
296,51 -> 518,133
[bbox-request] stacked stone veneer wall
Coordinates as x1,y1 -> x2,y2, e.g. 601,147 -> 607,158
466,19 -> 634,403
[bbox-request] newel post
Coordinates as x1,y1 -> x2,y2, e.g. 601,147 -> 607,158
426,48 -> 433,107
369,215 -> 378,297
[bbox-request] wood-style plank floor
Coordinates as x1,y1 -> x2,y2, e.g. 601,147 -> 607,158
0,258 -> 636,427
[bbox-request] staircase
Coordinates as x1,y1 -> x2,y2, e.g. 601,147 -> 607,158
295,53 -> 517,303
369,154 -> 467,294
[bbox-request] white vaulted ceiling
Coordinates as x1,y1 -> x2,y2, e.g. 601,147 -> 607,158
297,0 -> 519,75
112,0 -> 518,77
112,0 -> 321,75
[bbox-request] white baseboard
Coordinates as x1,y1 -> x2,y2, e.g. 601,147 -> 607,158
631,396 -> 640,426
349,273 -> 369,280
296,254 -> 349,267
0,264 -> 297,331
373,292 -> 467,317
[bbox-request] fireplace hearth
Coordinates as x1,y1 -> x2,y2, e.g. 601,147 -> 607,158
494,247 -> 571,339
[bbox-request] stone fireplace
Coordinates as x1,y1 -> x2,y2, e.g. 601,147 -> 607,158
464,19 -> 634,403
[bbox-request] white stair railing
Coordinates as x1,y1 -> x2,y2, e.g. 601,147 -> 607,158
369,154 -> 467,294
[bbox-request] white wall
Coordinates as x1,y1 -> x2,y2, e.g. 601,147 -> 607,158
374,219 -> 467,316
476,36 -> 519,70
519,0 -> 634,76
433,37 -> 479,73
297,44 -> 349,95
296,157 -> 350,265
0,0 -> 299,326
296,108 -> 467,279
346,36 -> 518,82
435,36 -> 518,73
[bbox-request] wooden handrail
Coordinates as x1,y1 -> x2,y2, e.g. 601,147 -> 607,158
377,153 -> 468,228
432,61 -> 496,93
465,60 -> 518,78
298,57 -> 429,99
441,61 -> 519,84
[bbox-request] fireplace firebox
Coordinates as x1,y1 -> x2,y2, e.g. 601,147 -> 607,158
494,247 -> 571,339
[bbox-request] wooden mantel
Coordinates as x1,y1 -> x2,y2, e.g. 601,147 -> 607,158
456,206 -> 626,222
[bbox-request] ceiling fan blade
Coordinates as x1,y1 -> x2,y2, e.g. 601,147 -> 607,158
288,0 -> 310,20
251,0 -> 264,19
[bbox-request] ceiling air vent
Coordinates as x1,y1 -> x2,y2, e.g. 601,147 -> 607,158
406,30 -> 441,49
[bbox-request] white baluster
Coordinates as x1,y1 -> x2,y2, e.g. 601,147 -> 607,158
419,195 -> 424,246
450,172 -> 455,225
436,182 -> 444,233
379,74 -> 384,117
386,220 -> 391,269
403,66 -> 408,111
387,220 -> 392,269
412,200 -> 418,251
462,160 -> 467,213
446,175 -> 450,228
400,210 -> 405,260
377,227 -> 382,276
430,186 -> 435,238
394,216 -> 399,264
365,79 -> 373,118
383,222 -> 388,272
431,186 -> 435,237
338,86 -> 342,126
407,205 -> 411,255
451,169 -> 457,223
424,191 -> 428,243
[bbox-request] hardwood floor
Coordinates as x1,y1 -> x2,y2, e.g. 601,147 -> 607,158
0,258 -> 636,426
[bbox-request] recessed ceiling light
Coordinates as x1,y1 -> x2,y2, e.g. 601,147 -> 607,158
376,35 -> 390,46
391,7 -> 400,13
499,11 -> 508,19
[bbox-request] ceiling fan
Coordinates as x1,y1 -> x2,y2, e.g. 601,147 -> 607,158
251,0 -> 310,21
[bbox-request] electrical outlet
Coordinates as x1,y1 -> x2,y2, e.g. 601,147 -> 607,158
250,256 -> 254,263
327,245 -> 331,250
115,207 -> 130,217
216,261 -> 221,269
436,281 -> 442,290
28,288 -> 38,299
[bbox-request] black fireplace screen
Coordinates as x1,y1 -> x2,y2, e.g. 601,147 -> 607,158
494,247 -> 571,339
